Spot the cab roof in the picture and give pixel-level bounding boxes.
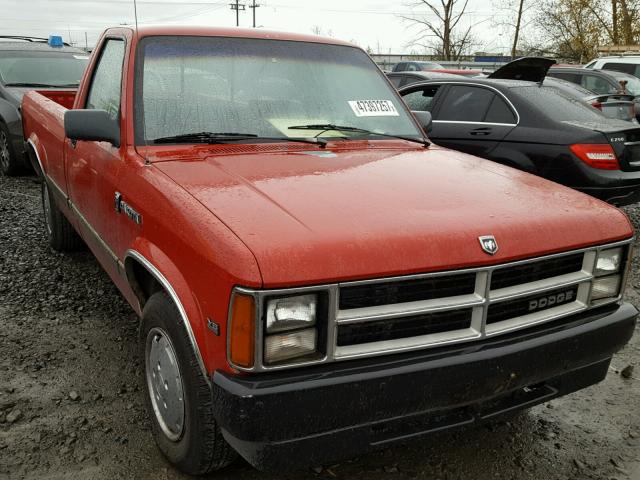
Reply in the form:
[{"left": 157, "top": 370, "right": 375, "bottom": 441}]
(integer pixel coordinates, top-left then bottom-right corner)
[{"left": 106, "top": 25, "right": 355, "bottom": 48}]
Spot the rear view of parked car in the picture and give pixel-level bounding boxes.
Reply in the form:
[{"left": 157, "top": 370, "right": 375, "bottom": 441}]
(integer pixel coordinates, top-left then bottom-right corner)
[
  {"left": 544, "top": 76, "right": 637, "bottom": 123},
  {"left": 548, "top": 66, "right": 640, "bottom": 120},
  {"left": 399, "top": 58, "right": 640, "bottom": 205},
  {"left": 0, "top": 35, "right": 89, "bottom": 175}
]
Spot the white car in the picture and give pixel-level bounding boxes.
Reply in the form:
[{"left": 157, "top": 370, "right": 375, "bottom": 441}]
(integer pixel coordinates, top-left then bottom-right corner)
[{"left": 585, "top": 56, "right": 640, "bottom": 78}]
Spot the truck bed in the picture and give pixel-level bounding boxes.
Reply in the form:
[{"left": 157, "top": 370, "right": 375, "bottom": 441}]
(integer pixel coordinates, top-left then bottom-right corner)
[{"left": 22, "top": 90, "right": 77, "bottom": 181}]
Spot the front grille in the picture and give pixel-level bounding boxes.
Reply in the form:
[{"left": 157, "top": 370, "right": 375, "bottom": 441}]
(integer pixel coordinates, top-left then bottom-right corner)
[
  {"left": 337, "top": 309, "right": 472, "bottom": 346},
  {"left": 490, "top": 253, "right": 584, "bottom": 290},
  {"left": 339, "top": 273, "right": 476, "bottom": 310},
  {"left": 331, "top": 244, "right": 622, "bottom": 361}
]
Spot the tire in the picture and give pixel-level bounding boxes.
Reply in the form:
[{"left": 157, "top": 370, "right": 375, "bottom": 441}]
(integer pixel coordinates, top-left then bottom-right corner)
[
  {"left": 140, "top": 291, "right": 236, "bottom": 475},
  {"left": 41, "top": 180, "right": 83, "bottom": 251},
  {"left": 0, "top": 122, "right": 22, "bottom": 176}
]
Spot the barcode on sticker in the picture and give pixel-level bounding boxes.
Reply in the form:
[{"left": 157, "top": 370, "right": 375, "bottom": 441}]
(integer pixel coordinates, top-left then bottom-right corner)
[{"left": 348, "top": 100, "right": 399, "bottom": 117}]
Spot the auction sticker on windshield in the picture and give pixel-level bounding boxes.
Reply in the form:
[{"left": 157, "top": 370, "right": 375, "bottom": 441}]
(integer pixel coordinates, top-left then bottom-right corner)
[{"left": 349, "top": 100, "right": 399, "bottom": 117}]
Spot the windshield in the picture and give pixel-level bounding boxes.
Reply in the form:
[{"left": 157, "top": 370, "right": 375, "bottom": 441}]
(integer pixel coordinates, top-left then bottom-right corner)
[
  {"left": 135, "top": 36, "right": 421, "bottom": 144},
  {"left": 605, "top": 70, "right": 640, "bottom": 95},
  {"left": 514, "top": 85, "right": 608, "bottom": 122},
  {"left": 0, "top": 51, "right": 88, "bottom": 86}
]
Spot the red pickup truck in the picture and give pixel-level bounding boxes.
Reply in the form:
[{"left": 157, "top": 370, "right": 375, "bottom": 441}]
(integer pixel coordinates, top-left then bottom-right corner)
[{"left": 22, "top": 26, "right": 637, "bottom": 474}]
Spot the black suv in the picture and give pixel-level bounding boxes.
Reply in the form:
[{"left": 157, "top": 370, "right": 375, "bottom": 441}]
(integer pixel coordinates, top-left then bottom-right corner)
[{"left": 0, "top": 36, "right": 89, "bottom": 175}]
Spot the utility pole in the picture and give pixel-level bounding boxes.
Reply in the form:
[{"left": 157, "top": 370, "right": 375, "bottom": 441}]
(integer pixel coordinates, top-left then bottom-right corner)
[
  {"left": 84, "top": 32, "right": 88, "bottom": 50},
  {"left": 229, "top": 1, "right": 245, "bottom": 27},
  {"left": 249, "top": 0, "right": 260, "bottom": 28}
]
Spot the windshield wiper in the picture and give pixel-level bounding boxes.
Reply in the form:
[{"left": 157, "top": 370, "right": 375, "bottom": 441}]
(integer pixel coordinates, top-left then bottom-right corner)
[
  {"left": 4, "top": 82, "right": 79, "bottom": 88},
  {"left": 288, "top": 124, "right": 430, "bottom": 147},
  {"left": 152, "top": 131, "right": 327, "bottom": 147}
]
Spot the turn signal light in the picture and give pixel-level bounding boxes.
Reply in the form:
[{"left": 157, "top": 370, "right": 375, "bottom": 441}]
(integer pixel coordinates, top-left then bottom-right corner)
[
  {"left": 570, "top": 144, "right": 619, "bottom": 170},
  {"left": 229, "top": 294, "right": 255, "bottom": 368}
]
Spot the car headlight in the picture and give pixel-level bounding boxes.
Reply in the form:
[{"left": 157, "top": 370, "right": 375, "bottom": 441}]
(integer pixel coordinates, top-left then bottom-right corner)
[
  {"left": 590, "top": 246, "right": 628, "bottom": 303},
  {"left": 591, "top": 275, "right": 622, "bottom": 300},
  {"left": 265, "top": 294, "right": 317, "bottom": 333},
  {"left": 595, "top": 247, "right": 622, "bottom": 276},
  {"left": 265, "top": 328, "right": 317, "bottom": 364},
  {"left": 264, "top": 293, "right": 320, "bottom": 365}
]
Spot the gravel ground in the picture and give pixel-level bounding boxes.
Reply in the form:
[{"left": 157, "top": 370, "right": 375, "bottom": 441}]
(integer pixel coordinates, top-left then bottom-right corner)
[{"left": 0, "top": 173, "right": 639, "bottom": 480}]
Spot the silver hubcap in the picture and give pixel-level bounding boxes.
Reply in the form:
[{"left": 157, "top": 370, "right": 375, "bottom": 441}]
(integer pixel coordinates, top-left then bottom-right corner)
[
  {"left": 145, "top": 328, "right": 185, "bottom": 441},
  {"left": 0, "top": 131, "right": 10, "bottom": 171},
  {"left": 42, "top": 183, "right": 53, "bottom": 236}
]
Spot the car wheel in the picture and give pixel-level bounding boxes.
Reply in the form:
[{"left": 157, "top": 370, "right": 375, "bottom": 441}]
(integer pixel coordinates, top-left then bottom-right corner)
[
  {"left": 141, "top": 291, "right": 236, "bottom": 475},
  {"left": 0, "top": 123, "right": 21, "bottom": 176},
  {"left": 41, "top": 181, "right": 83, "bottom": 251}
]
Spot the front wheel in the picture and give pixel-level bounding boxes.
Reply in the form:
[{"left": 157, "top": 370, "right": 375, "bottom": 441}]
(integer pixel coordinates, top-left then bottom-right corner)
[{"left": 140, "top": 291, "right": 236, "bottom": 475}]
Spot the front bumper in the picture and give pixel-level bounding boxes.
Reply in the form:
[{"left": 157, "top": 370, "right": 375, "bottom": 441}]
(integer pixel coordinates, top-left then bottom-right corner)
[{"left": 211, "top": 303, "right": 637, "bottom": 471}]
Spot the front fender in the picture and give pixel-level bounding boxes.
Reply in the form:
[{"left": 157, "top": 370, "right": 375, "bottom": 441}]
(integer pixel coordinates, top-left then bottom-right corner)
[{"left": 124, "top": 240, "right": 211, "bottom": 380}]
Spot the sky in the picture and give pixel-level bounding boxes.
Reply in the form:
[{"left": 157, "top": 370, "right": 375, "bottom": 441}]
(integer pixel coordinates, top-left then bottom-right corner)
[{"left": 0, "top": 0, "right": 515, "bottom": 54}]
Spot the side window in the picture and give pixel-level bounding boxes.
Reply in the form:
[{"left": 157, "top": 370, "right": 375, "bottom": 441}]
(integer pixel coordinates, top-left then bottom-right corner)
[
  {"left": 406, "top": 63, "right": 418, "bottom": 72},
  {"left": 485, "top": 95, "right": 517, "bottom": 124},
  {"left": 436, "top": 85, "right": 494, "bottom": 122},
  {"left": 393, "top": 63, "right": 405, "bottom": 72},
  {"left": 85, "top": 39, "right": 125, "bottom": 120},
  {"left": 603, "top": 62, "right": 636, "bottom": 75},
  {"left": 402, "top": 75, "right": 421, "bottom": 86},
  {"left": 582, "top": 74, "right": 614, "bottom": 94},
  {"left": 402, "top": 85, "right": 441, "bottom": 112},
  {"left": 549, "top": 72, "right": 581, "bottom": 84},
  {"left": 387, "top": 75, "right": 402, "bottom": 88},
  {"left": 584, "top": 61, "right": 596, "bottom": 69}
]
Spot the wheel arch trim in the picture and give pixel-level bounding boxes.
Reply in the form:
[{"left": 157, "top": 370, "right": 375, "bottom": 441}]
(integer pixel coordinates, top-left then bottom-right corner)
[
  {"left": 26, "top": 137, "right": 45, "bottom": 177},
  {"left": 124, "top": 249, "right": 210, "bottom": 382}
]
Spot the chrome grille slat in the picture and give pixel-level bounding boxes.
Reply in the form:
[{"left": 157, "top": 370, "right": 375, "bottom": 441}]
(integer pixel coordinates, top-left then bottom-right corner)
[{"left": 336, "top": 293, "right": 484, "bottom": 324}]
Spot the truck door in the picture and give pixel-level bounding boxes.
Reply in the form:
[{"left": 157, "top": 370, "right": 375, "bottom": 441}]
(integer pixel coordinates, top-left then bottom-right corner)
[{"left": 65, "top": 37, "right": 127, "bottom": 270}]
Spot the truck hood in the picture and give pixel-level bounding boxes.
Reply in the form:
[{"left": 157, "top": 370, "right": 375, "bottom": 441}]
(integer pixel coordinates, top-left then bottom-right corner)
[{"left": 153, "top": 144, "right": 632, "bottom": 287}]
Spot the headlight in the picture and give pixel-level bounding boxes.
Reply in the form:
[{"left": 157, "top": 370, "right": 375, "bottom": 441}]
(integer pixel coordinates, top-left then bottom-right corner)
[
  {"left": 263, "top": 293, "right": 321, "bottom": 365},
  {"left": 266, "top": 294, "right": 317, "bottom": 333},
  {"left": 591, "top": 275, "right": 622, "bottom": 300},
  {"left": 265, "top": 328, "right": 317, "bottom": 364},
  {"left": 595, "top": 247, "right": 622, "bottom": 276}
]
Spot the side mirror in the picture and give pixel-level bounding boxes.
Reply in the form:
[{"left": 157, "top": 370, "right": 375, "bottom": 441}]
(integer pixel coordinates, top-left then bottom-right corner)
[
  {"left": 412, "top": 110, "right": 432, "bottom": 133},
  {"left": 64, "top": 109, "right": 120, "bottom": 147}
]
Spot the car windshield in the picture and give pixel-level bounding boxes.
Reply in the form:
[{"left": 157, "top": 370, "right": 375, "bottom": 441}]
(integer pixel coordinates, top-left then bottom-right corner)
[
  {"left": 135, "top": 36, "right": 422, "bottom": 144},
  {"left": 0, "top": 51, "right": 89, "bottom": 86},
  {"left": 605, "top": 70, "right": 640, "bottom": 95},
  {"left": 514, "top": 85, "right": 608, "bottom": 122}
]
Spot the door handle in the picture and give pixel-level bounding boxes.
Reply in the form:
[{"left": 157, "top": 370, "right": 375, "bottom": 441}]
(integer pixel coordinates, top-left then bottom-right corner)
[{"left": 470, "top": 128, "right": 492, "bottom": 136}]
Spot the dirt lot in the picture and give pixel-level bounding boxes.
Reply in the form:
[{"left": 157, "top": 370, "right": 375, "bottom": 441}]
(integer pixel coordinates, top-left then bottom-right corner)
[{"left": 0, "top": 173, "right": 639, "bottom": 480}]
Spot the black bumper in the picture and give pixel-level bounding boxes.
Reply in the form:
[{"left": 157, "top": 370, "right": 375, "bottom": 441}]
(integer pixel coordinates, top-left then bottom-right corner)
[{"left": 211, "top": 303, "right": 637, "bottom": 471}]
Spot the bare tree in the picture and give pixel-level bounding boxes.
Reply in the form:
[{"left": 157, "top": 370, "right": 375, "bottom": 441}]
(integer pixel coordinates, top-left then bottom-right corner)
[
  {"left": 492, "top": 0, "right": 537, "bottom": 57},
  {"left": 401, "top": 0, "right": 475, "bottom": 60}
]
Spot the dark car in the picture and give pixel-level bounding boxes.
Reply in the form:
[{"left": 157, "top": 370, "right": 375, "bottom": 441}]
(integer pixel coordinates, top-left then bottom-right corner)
[
  {"left": 547, "top": 67, "right": 640, "bottom": 117},
  {"left": 386, "top": 71, "right": 463, "bottom": 88},
  {"left": 391, "top": 61, "right": 443, "bottom": 72},
  {"left": 0, "top": 36, "right": 89, "bottom": 175},
  {"left": 398, "top": 57, "right": 640, "bottom": 205},
  {"left": 544, "top": 76, "right": 637, "bottom": 123}
]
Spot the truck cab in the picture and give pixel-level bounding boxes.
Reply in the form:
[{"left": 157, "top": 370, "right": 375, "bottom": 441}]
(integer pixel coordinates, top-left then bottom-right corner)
[{"left": 21, "top": 26, "right": 637, "bottom": 474}]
